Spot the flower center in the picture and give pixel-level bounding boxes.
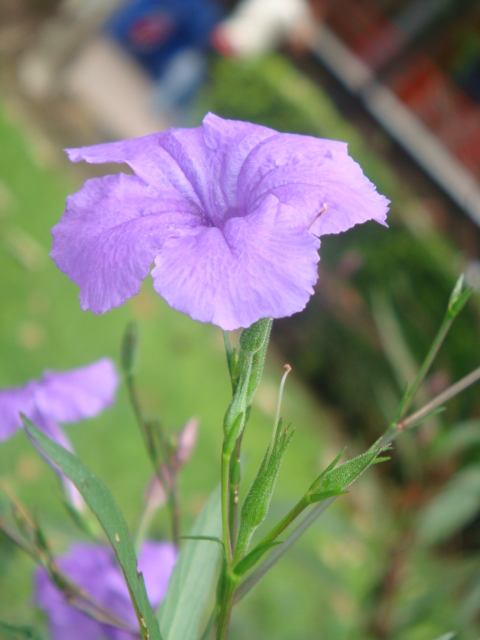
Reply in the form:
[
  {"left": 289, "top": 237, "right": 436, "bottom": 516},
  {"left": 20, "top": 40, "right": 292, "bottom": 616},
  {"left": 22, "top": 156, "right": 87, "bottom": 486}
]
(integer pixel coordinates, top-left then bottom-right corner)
[{"left": 215, "top": 206, "right": 241, "bottom": 231}]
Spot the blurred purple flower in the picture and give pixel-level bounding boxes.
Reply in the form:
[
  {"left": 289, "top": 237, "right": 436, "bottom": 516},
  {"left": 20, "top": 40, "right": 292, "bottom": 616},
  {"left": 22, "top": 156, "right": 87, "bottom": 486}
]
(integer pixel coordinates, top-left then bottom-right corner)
[
  {"left": 0, "top": 359, "right": 118, "bottom": 507},
  {"left": 35, "top": 541, "right": 176, "bottom": 640},
  {"left": 51, "top": 113, "right": 388, "bottom": 331}
]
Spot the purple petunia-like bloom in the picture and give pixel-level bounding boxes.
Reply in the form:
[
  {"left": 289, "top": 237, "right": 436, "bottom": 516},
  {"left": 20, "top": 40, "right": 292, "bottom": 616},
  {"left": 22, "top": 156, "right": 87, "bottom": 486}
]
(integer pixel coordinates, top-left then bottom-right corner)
[
  {"left": 51, "top": 113, "right": 389, "bottom": 331},
  {"left": 35, "top": 541, "right": 176, "bottom": 640},
  {"left": 0, "top": 359, "right": 118, "bottom": 507}
]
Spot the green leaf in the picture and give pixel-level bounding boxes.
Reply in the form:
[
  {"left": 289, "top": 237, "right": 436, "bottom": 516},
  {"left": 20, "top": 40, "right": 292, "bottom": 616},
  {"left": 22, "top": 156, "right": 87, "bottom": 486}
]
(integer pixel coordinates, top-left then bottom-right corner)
[
  {"left": 245, "top": 318, "right": 272, "bottom": 408},
  {"left": 0, "top": 621, "right": 43, "bottom": 640},
  {"left": 233, "top": 541, "right": 281, "bottom": 577},
  {"left": 235, "top": 424, "right": 294, "bottom": 560},
  {"left": 309, "top": 445, "right": 389, "bottom": 499},
  {"left": 308, "top": 489, "right": 348, "bottom": 504},
  {"left": 448, "top": 286, "right": 472, "bottom": 316},
  {"left": 448, "top": 274, "right": 472, "bottom": 317},
  {"left": 22, "top": 416, "right": 161, "bottom": 640},
  {"left": 432, "top": 633, "right": 456, "bottom": 640},
  {"left": 309, "top": 447, "right": 346, "bottom": 487},
  {"left": 158, "top": 487, "right": 222, "bottom": 640},
  {"left": 239, "top": 318, "right": 272, "bottom": 355},
  {"left": 223, "top": 356, "right": 252, "bottom": 445}
]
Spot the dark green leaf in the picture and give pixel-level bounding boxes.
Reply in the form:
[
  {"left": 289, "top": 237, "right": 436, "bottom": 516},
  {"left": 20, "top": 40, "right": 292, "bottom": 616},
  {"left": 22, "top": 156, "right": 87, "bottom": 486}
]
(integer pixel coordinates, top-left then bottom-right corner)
[
  {"left": 23, "top": 416, "right": 161, "bottom": 640},
  {"left": 158, "top": 487, "right": 222, "bottom": 640}
]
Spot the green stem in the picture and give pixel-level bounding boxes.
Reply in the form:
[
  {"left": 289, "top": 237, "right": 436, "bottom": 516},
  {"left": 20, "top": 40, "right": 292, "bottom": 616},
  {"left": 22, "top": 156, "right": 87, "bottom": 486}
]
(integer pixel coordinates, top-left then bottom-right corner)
[
  {"left": 216, "top": 571, "right": 238, "bottom": 640},
  {"left": 221, "top": 449, "right": 233, "bottom": 565},
  {"left": 228, "top": 436, "right": 242, "bottom": 549},
  {"left": 398, "top": 365, "right": 480, "bottom": 434},
  {"left": 257, "top": 496, "right": 310, "bottom": 548},
  {"left": 400, "top": 313, "right": 452, "bottom": 418},
  {"left": 380, "top": 301, "right": 461, "bottom": 447}
]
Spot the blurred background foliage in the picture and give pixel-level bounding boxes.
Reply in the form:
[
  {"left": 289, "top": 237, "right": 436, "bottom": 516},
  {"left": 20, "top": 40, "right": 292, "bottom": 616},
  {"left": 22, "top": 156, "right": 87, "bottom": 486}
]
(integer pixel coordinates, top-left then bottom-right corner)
[{"left": 1, "top": 23, "right": 480, "bottom": 640}]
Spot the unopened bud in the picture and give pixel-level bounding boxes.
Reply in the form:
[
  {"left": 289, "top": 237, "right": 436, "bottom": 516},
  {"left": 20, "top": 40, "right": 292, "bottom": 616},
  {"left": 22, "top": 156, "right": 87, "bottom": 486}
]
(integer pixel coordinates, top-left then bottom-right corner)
[
  {"left": 176, "top": 418, "right": 199, "bottom": 466},
  {"left": 144, "top": 475, "right": 167, "bottom": 512}
]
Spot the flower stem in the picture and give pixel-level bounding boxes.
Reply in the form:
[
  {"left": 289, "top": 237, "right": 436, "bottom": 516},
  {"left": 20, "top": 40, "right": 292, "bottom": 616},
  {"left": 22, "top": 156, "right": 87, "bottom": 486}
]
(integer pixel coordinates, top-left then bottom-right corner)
[
  {"left": 228, "top": 435, "right": 242, "bottom": 548},
  {"left": 221, "top": 448, "right": 233, "bottom": 565},
  {"left": 397, "top": 366, "right": 480, "bottom": 434},
  {"left": 216, "top": 571, "right": 239, "bottom": 640},
  {"left": 258, "top": 495, "right": 310, "bottom": 547},
  {"left": 380, "top": 292, "right": 464, "bottom": 446}
]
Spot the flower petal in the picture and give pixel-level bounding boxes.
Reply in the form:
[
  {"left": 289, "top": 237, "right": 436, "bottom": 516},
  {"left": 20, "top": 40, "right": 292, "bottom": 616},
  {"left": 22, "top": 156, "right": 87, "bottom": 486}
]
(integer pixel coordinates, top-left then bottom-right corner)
[
  {"left": 35, "top": 566, "right": 103, "bottom": 640},
  {"left": 56, "top": 114, "right": 389, "bottom": 327},
  {"left": 0, "top": 383, "right": 36, "bottom": 440},
  {"left": 35, "top": 542, "right": 175, "bottom": 640},
  {"left": 66, "top": 132, "right": 204, "bottom": 210},
  {"left": 138, "top": 541, "right": 177, "bottom": 607},
  {"left": 152, "top": 195, "right": 320, "bottom": 331},
  {"left": 51, "top": 173, "right": 203, "bottom": 314},
  {"left": 35, "top": 359, "right": 119, "bottom": 424},
  {"left": 200, "top": 113, "right": 276, "bottom": 219},
  {"left": 35, "top": 544, "right": 134, "bottom": 640},
  {"left": 238, "top": 133, "right": 389, "bottom": 236}
]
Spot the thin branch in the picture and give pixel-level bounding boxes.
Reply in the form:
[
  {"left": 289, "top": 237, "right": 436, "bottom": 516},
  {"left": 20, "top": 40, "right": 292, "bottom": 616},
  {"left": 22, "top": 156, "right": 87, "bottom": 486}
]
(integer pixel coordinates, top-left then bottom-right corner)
[{"left": 398, "top": 366, "right": 480, "bottom": 433}]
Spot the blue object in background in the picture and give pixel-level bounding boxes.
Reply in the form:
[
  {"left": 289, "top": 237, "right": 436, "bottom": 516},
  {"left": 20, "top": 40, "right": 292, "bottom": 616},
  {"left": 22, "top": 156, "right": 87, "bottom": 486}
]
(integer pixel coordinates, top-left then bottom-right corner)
[{"left": 105, "top": 0, "right": 223, "bottom": 79}]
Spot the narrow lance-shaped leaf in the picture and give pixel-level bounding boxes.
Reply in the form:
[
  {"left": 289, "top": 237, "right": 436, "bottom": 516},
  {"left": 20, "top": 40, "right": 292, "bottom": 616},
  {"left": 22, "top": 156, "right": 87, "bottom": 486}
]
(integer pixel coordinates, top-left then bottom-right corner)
[
  {"left": 158, "top": 487, "right": 222, "bottom": 640},
  {"left": 223, "top": 356, "right": 252, "bottom": 453},
  {"left": 246, "top": 318, "right": 273, "bottom": 410},
  {"left": 22, "top": 416, "right": 161, "bottom": 640},
  {"left": 235, "top": 423, "right": 294, "bottom": 562},
  {"left": 308, "top": 442, "right": 390, "bottom": 502}
]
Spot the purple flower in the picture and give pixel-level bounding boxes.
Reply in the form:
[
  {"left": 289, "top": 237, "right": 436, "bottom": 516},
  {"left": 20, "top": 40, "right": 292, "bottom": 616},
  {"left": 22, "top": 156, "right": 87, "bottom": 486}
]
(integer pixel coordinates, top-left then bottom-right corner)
[
  {"left": 0, "top": 359, "right": 118, "bottom": 507},
  {"left": 51, "top": 113, "right": 388, "bottom": 331},
  {"left": 35, "top": 541, "right": 177, "bottom": 640}
]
